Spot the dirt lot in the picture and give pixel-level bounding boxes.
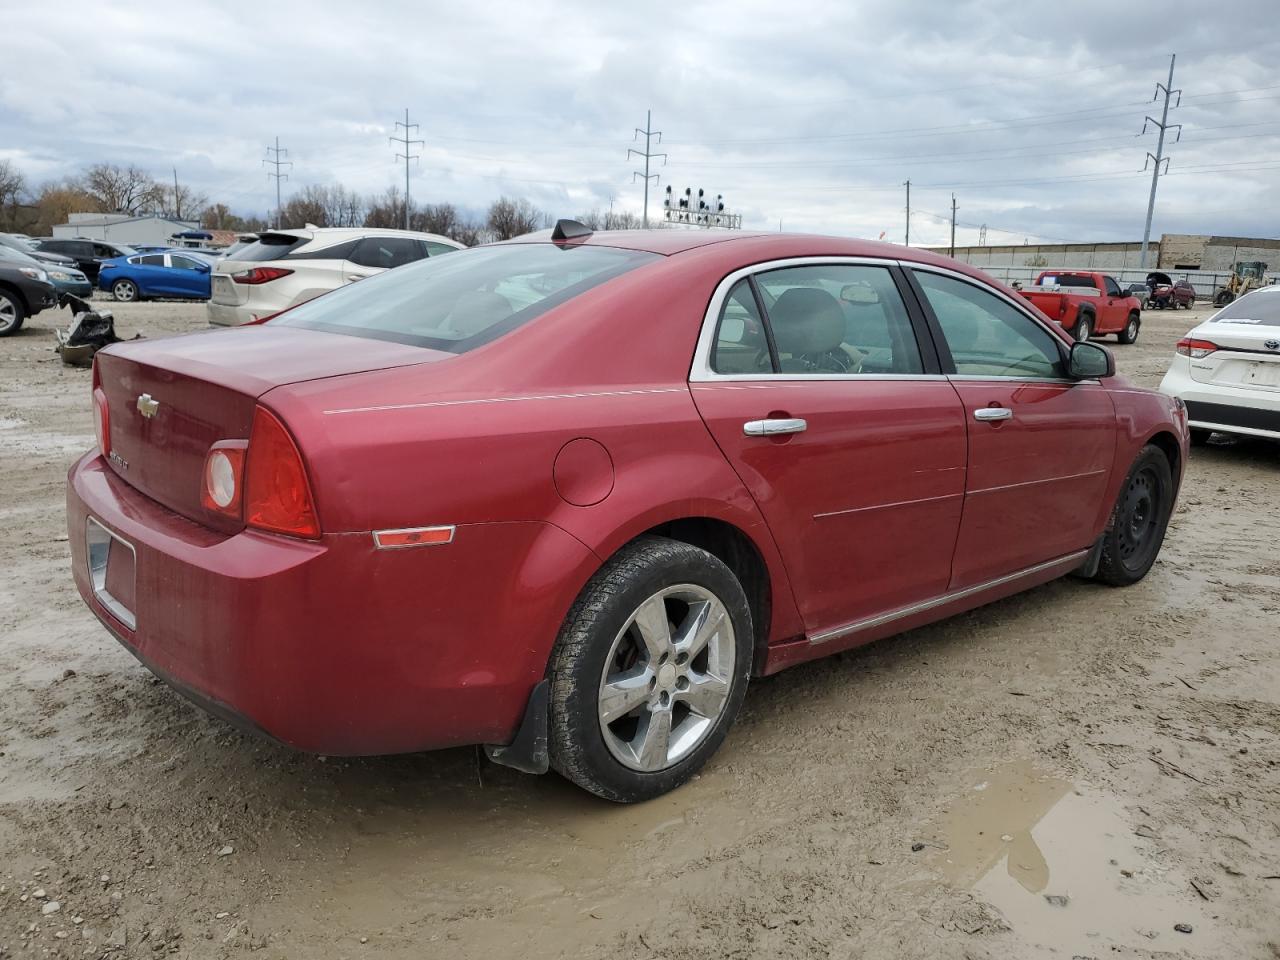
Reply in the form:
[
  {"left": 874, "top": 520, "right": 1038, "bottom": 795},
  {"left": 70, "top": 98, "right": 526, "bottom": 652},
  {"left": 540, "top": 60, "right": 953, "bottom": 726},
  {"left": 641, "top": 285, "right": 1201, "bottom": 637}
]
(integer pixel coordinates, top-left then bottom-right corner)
[{"left": 1, "top": 296, "right": 1277, "bottom": 959}]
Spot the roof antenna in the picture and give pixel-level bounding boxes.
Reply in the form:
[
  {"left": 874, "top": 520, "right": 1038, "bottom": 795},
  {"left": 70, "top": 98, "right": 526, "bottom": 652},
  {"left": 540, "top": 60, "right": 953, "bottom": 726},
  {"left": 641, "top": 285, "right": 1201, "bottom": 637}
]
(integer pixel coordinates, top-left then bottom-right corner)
[{"left": 551, "top": 219, "right": 592, "bottom": 242}]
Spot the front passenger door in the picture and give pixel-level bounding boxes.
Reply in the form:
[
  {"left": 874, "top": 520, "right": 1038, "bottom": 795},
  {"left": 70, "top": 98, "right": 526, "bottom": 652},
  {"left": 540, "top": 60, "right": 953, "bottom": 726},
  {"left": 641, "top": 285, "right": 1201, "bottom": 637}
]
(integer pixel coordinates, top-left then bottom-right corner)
[{"left": 910, "top": 268, "right": 1117, "bottom": 589}]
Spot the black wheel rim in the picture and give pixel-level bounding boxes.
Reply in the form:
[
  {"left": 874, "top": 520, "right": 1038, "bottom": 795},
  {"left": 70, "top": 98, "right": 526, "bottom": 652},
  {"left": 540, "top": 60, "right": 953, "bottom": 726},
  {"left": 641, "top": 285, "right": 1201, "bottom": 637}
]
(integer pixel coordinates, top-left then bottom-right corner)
[{"left": 1117, "top": 466, "right": 1163, "bottom": 570}]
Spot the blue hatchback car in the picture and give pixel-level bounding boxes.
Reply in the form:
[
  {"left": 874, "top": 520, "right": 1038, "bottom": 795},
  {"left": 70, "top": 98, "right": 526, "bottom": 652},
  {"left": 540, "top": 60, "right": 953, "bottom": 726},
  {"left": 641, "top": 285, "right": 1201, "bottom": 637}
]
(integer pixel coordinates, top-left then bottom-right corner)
[{"left": 98, "top": 251, "right": 214, "bottom": 302}]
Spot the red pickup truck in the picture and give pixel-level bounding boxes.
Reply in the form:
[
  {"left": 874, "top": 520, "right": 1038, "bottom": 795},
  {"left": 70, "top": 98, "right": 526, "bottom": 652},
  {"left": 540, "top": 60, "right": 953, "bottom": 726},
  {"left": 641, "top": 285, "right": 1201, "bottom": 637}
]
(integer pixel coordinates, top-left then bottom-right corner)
[{"left": 1018, "top": 271, "right": 1143, "bottom": 344}]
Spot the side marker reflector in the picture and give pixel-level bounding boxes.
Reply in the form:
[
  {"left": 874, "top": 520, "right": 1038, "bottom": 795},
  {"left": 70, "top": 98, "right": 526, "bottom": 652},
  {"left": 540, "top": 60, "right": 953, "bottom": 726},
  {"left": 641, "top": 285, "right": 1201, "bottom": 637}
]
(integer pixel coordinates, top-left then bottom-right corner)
[{"left": 372, "top": 526, "right": 456, "bottom": 549}]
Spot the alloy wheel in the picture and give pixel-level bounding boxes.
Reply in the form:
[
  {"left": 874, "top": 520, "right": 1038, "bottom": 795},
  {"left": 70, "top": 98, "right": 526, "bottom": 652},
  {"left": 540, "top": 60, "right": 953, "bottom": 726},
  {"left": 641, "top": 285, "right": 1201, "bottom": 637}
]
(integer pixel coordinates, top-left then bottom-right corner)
[
  {"left": 113, "top": 281, "right": 136, "bottom": 302},
  {"left": 597, "top": 584, "right": 735, "bottom": 772},
  {"left": 0, "top": 295, "right": 16, "bottom": 333}
]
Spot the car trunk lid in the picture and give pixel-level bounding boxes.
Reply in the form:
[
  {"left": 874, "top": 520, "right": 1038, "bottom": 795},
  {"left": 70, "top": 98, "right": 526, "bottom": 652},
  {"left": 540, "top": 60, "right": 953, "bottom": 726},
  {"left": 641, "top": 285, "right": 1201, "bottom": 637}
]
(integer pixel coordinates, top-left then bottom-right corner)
[
  {"left": 1189, "top": 321, "right": 1280, "bottom": 392},
  {"left": 96, "top": 326, "right": 449, "bottom": 530}
]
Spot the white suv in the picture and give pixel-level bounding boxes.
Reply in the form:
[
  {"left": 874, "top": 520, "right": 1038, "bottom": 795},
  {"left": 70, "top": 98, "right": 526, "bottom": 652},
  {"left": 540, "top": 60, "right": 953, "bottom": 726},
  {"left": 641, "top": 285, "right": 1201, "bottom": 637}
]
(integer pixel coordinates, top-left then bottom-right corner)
[{"left": 207, "top": 227, "right": 464, "bottom": 326}]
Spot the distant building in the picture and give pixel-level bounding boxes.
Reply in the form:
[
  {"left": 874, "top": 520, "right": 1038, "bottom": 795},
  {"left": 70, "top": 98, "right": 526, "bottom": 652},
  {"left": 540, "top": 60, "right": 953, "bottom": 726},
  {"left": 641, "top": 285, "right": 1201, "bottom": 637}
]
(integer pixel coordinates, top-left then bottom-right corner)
[
  {"left": 52, "top": 213, "right": 201, "bottom": 247},
  {"left": 928, "top": 233, "right": 1280, "bottom": 273}
]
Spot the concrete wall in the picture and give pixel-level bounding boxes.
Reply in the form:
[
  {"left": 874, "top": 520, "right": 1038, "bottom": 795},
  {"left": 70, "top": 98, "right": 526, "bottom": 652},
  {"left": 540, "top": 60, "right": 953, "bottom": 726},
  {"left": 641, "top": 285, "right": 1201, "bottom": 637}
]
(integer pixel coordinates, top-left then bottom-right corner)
[
  {"left": 53, "top": 215, "right": 199, "bottom": 246},
  {"left": 937, "top": 242, "right": 1152, "bottom": 270}
]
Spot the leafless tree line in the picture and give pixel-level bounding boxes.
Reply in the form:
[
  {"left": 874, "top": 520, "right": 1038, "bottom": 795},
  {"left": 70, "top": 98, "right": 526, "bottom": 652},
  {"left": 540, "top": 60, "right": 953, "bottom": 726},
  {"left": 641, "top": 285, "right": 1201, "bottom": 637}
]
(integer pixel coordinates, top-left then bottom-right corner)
[{"left": 0, "top": 158, "right": 653, "bottom": 245}]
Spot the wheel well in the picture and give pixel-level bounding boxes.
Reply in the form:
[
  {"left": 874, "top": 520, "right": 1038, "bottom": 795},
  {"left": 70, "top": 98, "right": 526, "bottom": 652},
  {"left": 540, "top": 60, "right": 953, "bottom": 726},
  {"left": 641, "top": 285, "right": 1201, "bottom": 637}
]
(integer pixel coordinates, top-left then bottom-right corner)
[
  {"left": 637, "top": 517, "right": 772, "bottom": 670},
  {"left": 1147, "top": 430, "right": 1181, "bottom": 482},
  {"left": 0, "top": 281, "right": 29, "bottom": 312}
]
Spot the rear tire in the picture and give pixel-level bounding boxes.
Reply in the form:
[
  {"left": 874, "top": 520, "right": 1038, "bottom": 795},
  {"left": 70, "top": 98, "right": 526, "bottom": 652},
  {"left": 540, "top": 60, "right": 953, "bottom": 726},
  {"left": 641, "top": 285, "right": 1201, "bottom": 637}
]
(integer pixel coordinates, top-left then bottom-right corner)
[
  {"left": 112, "top": 279, "right": 139, "bottom": 302},
  {"left": 1096, "top": 445, "right": 1174, "bottom": 587},
  {"left": 1074, "top": 313, "right": 1093, "bottom": 342},
  {"left": 1117, "top": 312, "right": 1141, "bottom": 344},
  {"left": 1215, "top": 291, "right": 1234, "bottom": 306},
  {"left": 548, "top": 536, "right": 753, "bottom": 802},
  {"left": 1189, "top": 428, "right": 1212, "bottom": 446},
  {"left": 0, "top": 289, "right": 25, "bottom": 337}
]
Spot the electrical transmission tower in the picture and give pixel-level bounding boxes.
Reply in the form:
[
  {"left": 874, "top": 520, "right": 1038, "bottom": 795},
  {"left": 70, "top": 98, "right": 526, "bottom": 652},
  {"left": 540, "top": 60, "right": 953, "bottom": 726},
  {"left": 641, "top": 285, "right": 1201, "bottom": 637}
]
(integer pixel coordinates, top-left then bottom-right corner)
[
  {"left": 1139, "top": 54, "right": 1181, "bottom": 268},
  {"left": 628, "top": 110, "right": 666, "bottom": 228},
  {"left": 263, "top": 137, "right": 291, "bottom": 229},
  {"left": 390, "top": 108, "right": 424, "bottom": 231}
]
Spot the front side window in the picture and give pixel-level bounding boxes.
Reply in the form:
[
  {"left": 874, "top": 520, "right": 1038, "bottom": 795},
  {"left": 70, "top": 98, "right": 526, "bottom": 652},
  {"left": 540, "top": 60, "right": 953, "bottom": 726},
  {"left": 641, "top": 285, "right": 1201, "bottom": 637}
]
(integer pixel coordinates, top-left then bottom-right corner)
[
  {"left": 710, "top": 279, "right": 772, "bottom": 375},
  {"left": 754, "top": 264, "right": 924, "bottom": 375},
  {"left": 272, "top": 243, "right": 658, "bottom": 352},
  {"left": 914, "top": 270, "right": 1065, "bottom": 379}
]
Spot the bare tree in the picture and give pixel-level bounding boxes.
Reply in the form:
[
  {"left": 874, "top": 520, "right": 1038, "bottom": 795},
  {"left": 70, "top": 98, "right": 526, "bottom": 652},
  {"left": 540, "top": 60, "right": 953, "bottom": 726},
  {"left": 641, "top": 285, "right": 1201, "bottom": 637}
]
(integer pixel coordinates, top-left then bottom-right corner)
[
  {"left": 364, "top": 185, "right": 406, "bottom": 229},
  {"left": 153, "top": 182, "right": 207, "bottom": 221},
  {"left": 279, "top": 185, "right": 330, "bottom": 228},
  {"left": 486, "top": 196, "right": 543, "bottom": 241},
  {"left": 80, "top": 163, "right": 162, "bottom": 213},
  {"left": 28, "top": 181, "right": 103, "bottom": 236},
  {"left": 575, "top": 208, "right": 645, "bottom": 231},
  {"left": 0, "top": 160, "right": 28, "bottom": 231}
]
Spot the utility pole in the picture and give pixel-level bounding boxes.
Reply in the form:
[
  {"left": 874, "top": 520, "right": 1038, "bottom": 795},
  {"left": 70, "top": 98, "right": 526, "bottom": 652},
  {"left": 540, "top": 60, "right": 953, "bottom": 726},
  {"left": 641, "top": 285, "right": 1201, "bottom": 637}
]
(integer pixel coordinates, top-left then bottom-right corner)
[
  {"left": 173, "top": 167, "right": 181, "bottom": 220},
  {"left": 390, "top": 108, "right": 423, "bottom": 230},
  {"left": 263, "top": 137, "right": 291, "bottom": 230},
  {"left": 1139, "top": 54, "right": 1181, "bottom": 269},
  {"left": 949, "top": 193, "right": 957, "bottom": 258},
  {"left": 903, "top": 179, "right": 911, "bottom": 246},
  {"left": 628, "top": 110, "right": 666, "bottom": 228}
]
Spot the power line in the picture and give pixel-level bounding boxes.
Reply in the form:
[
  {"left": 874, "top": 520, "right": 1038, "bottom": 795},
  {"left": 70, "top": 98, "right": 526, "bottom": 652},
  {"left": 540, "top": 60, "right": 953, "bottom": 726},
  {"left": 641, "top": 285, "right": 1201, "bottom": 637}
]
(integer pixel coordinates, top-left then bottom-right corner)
[
  {"left": 263, "top": 136, "right": 291, "bottom": 229},
  {"left": 390, "top": 108, "right": 424, "bottom": 230},
  {"left": 628, "top": 109, "right": 666, "bottom": 229},
  {"left": 1140, "top": 54, "right": 1181, "bottom": 268}
]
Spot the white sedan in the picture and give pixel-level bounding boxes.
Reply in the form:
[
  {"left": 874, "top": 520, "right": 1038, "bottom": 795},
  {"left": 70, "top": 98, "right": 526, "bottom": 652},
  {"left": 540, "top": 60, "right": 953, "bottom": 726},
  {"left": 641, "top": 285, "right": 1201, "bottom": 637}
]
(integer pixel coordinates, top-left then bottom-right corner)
[{"left": 1159, "top": 285, "right": 1280, "bottom": 444}]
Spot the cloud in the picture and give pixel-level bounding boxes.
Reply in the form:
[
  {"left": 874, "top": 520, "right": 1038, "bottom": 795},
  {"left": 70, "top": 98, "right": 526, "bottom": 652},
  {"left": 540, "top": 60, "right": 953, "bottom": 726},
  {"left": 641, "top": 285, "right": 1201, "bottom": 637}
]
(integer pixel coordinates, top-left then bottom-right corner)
[{"left": 1, "top": 0, "right": 1277, "bottom": 242}]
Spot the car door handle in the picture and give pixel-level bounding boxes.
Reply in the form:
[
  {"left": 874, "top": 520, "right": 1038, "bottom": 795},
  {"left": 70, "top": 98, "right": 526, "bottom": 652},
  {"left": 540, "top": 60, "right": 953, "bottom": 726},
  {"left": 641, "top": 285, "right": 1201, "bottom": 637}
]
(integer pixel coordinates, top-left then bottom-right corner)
[
  {"left": 743, "top": 418, "right": 808, "bottom": 437},
  {"left": 973, "top": 407, "right": 1013, "bottom": 422}
]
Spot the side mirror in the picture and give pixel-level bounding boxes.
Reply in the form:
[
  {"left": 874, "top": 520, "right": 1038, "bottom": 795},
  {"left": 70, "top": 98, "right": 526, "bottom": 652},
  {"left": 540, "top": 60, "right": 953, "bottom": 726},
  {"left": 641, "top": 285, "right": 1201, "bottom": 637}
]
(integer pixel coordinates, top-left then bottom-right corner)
[{"left": 1068, "top": 340, "right": 1114, "bottom": 379}]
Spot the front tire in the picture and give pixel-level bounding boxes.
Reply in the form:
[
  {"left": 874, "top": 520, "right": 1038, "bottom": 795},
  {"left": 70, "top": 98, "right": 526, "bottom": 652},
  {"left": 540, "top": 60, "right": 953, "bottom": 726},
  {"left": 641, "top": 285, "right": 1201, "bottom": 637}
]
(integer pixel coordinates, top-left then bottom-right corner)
[
  {"left": 112, "top": 279, "right": 139, "bottom": 302},
  {"left": 548, "top": 536, "right": 753, "bottom": 802},
  {"left": 1074, "top": 313, "right": 1093, "bottom": 342},
  {"left": 0, "top": 289, "right": 26, "bottom": 337},
  {"left": 1117, "top": 312, "right": 1141, "bottom": 344},
  {"left": 1096, "top": 445, "right": 1174, "bottom": 586}
]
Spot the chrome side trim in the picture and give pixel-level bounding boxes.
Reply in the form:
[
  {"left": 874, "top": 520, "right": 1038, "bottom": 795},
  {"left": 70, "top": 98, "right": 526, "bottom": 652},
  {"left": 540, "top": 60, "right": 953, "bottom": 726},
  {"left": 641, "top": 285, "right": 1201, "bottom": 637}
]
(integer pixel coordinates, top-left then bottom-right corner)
[
  {"left": 807, "top": 549, "right": 1089, "bottom": 646},
  {"left": 968, "top": 468, "right": 1106, "bottom": 497},
  {"left": 689, "top": 255, "right": 908, "bottom": 384},
  {"left": 86, "top": 517, "right": 137, "bottom": 631},
  {"left": 813, "top": 490, "right": 962, "bottom": 520}
]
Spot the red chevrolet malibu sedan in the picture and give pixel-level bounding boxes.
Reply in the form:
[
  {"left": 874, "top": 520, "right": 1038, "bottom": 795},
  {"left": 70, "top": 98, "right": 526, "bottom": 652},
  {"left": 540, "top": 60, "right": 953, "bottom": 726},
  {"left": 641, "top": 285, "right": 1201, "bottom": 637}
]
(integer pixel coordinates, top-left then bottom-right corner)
[{"left": 68, "top": 224, "right": 1188, "bottom": 801}]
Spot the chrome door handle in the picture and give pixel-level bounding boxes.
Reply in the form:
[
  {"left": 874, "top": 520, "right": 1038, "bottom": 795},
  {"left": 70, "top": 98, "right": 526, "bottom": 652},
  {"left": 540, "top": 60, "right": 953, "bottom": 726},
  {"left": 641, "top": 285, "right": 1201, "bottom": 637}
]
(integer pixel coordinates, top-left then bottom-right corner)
[
  {"left": 973, "top": 407, "right": 1013, "bottom": 422},
  {"left": 743, "top": 418, "right": 807, "bottom": 437}
]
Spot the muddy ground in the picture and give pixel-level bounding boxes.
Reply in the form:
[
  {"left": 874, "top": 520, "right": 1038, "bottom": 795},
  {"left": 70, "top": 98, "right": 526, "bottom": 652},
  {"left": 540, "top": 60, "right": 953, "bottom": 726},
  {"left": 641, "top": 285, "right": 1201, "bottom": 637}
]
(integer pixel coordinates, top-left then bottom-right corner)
[{"left": 1, "top": 296, "right": 1277, "bottom": 959}]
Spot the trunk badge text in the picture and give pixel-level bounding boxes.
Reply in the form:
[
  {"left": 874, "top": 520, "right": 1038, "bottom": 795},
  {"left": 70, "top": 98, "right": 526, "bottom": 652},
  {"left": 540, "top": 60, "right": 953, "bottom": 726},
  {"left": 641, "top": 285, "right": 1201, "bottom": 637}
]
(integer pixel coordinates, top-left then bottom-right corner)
[
  {"left": 136, "top": 393, "right": 160, "bottom": 419},
  {"left": 108, "top": 451, "right": 129, "bottom": 471}
]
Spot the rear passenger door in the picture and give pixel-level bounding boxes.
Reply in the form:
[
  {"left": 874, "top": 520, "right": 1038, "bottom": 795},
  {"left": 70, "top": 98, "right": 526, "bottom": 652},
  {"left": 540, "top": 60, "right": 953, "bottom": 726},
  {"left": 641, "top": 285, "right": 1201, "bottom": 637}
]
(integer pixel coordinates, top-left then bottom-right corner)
[
  {"left": 907, "top": 266, "right": 1116, "bottom": 589},
  {"left": 691, "top": 259, "right": 968, "bottom": 638}
]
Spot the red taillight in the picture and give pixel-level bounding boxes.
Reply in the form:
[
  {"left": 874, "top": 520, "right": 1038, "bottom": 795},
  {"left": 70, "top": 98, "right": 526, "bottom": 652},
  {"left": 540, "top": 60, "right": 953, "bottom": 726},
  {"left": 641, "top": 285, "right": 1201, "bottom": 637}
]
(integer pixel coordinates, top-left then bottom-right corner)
[
  {"left": 1176, "top": 337, "right": 1218, "bottom": 359},
  {"left": 201, "top": 442, "right": 247, "bottom": 518},
  {"left": 231, "top": 267, "right": 293, "bottom": 285},
  {"left": 244, "top": 406, "right": 319, "bottom": 539},
  {"left": 92, "top": 378, "right": 110, "bottom": 457}
]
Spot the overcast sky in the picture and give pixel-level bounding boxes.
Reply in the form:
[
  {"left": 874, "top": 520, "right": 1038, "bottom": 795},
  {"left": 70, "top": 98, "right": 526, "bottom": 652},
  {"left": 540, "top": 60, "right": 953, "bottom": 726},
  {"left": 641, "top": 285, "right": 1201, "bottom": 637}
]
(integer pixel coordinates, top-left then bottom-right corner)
[{"left": 2, "top": 0, "right": 1278, "bottom": 245}]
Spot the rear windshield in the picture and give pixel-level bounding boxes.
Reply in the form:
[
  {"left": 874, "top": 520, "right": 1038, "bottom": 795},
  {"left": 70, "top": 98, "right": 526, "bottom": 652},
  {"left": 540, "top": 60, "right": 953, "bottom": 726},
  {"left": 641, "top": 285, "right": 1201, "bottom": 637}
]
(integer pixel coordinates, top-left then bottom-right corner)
[
  {"left": 1037, "top": 274, "right": 1096, "bottom": 288},
  {"left": 231, "top": 234, "right": 308, "bottom": 261},
  {"left": 271, "top": 243, "right": 659, "bottom": 352},
  {"left": 1213, "top": 290, "right": 1280, "bottom": 326}
]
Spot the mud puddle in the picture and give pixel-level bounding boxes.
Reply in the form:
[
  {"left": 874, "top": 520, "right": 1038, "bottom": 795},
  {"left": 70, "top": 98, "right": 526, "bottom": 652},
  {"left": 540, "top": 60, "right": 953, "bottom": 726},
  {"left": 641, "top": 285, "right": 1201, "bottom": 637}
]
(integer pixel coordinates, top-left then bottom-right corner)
[{"left": 933, "top": 761, "right": 1219, "bottom": 956}]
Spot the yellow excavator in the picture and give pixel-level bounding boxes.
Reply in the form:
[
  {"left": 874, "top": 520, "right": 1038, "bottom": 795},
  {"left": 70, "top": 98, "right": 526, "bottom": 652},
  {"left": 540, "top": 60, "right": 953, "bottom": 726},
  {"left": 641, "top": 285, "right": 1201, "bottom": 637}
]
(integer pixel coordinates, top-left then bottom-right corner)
[{"left": 1214, "top": 261, "right": 1269, "bottom": 305}]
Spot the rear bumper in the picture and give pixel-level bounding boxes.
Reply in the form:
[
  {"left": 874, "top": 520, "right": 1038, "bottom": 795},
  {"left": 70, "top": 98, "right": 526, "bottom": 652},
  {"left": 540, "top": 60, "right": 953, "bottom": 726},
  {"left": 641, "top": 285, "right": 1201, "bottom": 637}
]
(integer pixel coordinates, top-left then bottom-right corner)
[
  {"left": 67, "top": 452, "right": 598, "bottom": 755},
  {"left": 1160, "top": 363, "right": 1280, "bottom": 439},
  {"left": 206, "top": 301, "right": 258, "bottom": 326}
]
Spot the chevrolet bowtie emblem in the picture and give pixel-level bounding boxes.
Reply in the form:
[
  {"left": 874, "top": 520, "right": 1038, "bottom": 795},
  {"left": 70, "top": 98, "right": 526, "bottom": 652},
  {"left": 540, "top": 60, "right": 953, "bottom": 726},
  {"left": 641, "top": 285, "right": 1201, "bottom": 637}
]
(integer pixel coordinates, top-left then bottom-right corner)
[{"left": 136, "top": 393, "right": 160, "bottom": 418}]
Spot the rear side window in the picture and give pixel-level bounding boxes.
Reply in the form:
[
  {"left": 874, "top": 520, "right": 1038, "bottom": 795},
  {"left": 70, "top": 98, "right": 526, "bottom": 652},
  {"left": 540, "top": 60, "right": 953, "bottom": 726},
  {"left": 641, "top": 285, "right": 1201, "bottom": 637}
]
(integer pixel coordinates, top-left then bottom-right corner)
[
  {"left": 272, "top": 244, "right": 658, "bottom": 352},
  {"left": 349, "top": 236, "right": 424, "bottom": 269},
  {"left": 425, "top": 241, "right": 460, "bottom": 257},
  {"left": 137, "top": 254, "right": 164, "bottom": 266},
  {"left": 232, "top": 234, "right": 308, "bottom": 261},
  {"left": 711, "top": 280, "right": 772, "bottom": 375},
  {"left": 1214, "top": 290, "right": 1280, "bottom": 326}
]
